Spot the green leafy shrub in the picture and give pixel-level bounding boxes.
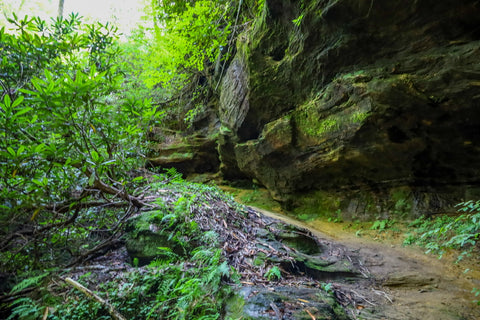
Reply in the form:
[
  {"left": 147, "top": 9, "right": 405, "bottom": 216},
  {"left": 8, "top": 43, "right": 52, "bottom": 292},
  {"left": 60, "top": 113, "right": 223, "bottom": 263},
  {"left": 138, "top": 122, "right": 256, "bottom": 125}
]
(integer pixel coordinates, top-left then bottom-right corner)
[
  {"left": 407, "top": 200, "right": 480, "bottom": 260},
  {"left": 0, "top": 13, "right": 161, "bottom": 273}
]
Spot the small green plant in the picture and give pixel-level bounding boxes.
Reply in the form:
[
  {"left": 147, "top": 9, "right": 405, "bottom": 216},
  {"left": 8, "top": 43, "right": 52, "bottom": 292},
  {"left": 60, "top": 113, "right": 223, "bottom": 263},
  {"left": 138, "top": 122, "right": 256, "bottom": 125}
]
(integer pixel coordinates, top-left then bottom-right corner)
[
  {"left": 292, "top": 13, "right": 304, "bottom": 27},
  {"left": 403, "top": 233, "right": 416, "bottom": 246},
  {"left": 321, "top": 282, "right": 334, "bottom": 295},
  {"left": 240, "top": 186, "right": 260, "bottom": 204},
  {"left": 328, "top": 209, "right": 343, "bottom": 223},
  {"left": 133, "top": 257, "right": 139, "bottom": 267},
  {"left": 264, "top": 266, "right": 282, "bottom": 281},
  {"left": 472, "top": 288, "right": 480, "bottom": 305},
  {"left": 370, "top": 219, "right": 392, "bottom": 231}
]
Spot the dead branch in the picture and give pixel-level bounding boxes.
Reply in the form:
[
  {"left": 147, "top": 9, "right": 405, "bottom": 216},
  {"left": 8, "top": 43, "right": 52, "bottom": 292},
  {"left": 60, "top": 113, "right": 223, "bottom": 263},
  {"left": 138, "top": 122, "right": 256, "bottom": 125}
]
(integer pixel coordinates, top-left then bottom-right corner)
[
  {"left": 0, "top": 206, "right": 81, "bottom": 250},
  {"left": 64, "top": 277, "right": 127, "bottom": 320},
  {"left": 66, "top": 236, "right": 122, "bottom": 268}
]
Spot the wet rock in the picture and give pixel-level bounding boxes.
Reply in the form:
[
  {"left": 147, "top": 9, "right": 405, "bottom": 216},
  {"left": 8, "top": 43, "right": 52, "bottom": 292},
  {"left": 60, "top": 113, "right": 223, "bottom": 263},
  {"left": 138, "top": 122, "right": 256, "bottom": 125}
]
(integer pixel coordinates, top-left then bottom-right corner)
[
  {"left": 284, "top": 251, "right": 359, "bottom": 282},
  {"left": 226, "top": 286, "right": 349, "bottom": 320},
  {"left": 255, "top": 217, "right": 360, "bottom": 281}
]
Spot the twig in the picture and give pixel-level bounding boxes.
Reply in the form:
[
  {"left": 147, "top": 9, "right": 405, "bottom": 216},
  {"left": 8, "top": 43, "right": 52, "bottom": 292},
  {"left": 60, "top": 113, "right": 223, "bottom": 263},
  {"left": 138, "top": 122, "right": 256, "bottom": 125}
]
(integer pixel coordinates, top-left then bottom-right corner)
[
  {"left": 270, "top": 302, "right": 282, "bottom": 319},
  {"left": 64, "top": 277, "right": 126, "bottom": 320},
  {"left": 372, "top": 288, "right": 393, "bottom": 303},
  {"left": 42, "top": 307, "right": 49, "bottom": 320},
  {"left": 349, "top": 289, "right": 376, "bottom": 306},
  {"left": 305, "top": 309, "right": 316, "bottom": 320}
]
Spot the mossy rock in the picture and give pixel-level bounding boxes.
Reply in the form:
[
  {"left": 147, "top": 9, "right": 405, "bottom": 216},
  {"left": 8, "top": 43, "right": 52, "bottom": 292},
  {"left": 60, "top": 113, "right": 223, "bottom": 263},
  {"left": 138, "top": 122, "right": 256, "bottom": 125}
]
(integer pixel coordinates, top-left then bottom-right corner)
[
  {"left": 227, "top": 286, "right": 349, "bottom": 320},
  {"left": 217, "top": 0, "right": 480, "bottom": 221},
  {"left": 124, "top": 211, "right": 187, "bottom": 266}
]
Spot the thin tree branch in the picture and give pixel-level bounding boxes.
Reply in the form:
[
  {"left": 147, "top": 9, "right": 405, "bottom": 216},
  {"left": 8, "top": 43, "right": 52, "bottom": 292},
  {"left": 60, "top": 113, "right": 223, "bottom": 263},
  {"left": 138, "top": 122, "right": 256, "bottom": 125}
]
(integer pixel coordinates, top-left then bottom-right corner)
[{"left": 64, "top": 277, "right": 127, "bottom": 320}]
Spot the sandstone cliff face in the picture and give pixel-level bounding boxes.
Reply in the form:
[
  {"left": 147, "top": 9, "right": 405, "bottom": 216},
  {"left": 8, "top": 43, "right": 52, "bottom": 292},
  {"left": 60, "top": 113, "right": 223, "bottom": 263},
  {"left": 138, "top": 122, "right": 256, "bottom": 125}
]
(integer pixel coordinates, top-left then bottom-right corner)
[{"left": 218, "top": 0, "right": 480, "bottom": 219}]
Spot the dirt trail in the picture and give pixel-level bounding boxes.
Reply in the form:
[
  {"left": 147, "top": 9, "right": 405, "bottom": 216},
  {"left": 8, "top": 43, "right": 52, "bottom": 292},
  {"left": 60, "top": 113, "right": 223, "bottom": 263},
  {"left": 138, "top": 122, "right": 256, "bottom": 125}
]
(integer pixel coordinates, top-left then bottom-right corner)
[{"left": 251, "top": 206, "right": 480, "bottom": 320}]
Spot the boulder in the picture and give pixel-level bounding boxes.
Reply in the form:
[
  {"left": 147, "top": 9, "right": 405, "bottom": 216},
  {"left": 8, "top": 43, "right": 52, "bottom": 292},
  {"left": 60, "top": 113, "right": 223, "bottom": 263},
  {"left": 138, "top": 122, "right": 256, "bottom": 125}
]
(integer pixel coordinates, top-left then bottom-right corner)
[{"left": 124, "top": 210, "right": 189, "bottom": 266}]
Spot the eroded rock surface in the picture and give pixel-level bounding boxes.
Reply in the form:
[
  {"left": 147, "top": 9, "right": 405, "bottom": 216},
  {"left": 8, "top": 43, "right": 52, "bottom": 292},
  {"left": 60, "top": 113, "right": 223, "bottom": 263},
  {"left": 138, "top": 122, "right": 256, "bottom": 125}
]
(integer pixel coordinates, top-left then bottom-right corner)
[
  {"left": 147, "top": 132, "right": 219, "bottom": 175},
  {"left": 217, "top": 0, "right": 480, "bottom": 219}
]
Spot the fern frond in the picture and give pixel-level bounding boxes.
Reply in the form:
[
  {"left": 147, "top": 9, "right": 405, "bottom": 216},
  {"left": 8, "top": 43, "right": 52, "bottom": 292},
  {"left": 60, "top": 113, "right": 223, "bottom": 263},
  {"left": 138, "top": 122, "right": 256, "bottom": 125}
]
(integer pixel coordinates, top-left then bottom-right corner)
[
  {"left": 10, "top": 272, "right": 49, "bottom": 294},
  {"left": 7, "top": 297, "right": 44, "bottom": 320}
]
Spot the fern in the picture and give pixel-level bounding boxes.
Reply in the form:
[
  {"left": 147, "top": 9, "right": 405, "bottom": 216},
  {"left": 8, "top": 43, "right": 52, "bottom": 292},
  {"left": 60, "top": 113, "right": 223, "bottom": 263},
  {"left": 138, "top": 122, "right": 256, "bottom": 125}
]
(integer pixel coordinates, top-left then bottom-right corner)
[
  {"left": 7, "top": 297, "right": 44, "bottom": 320},
  {"left": 10, "top": 272, "right": 49, "bottom": 294},
  {"left": 265, "top": 266, "right": 282, "bottom": 281}
]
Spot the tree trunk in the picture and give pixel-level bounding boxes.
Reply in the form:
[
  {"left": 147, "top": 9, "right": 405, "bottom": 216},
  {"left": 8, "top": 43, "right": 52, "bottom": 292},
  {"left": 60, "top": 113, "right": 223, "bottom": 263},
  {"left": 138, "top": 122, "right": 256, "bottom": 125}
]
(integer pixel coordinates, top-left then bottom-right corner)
[{"left": 58, "top": 0, "right": 64, "bottom": 18}]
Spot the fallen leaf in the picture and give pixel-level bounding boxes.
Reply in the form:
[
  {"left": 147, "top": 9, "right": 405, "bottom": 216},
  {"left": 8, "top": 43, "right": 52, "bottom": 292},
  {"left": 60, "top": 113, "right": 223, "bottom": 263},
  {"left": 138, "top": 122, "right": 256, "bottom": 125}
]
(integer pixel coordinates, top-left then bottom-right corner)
[{"left": 31, "top": 208, "right": 41, "bottom": 221}]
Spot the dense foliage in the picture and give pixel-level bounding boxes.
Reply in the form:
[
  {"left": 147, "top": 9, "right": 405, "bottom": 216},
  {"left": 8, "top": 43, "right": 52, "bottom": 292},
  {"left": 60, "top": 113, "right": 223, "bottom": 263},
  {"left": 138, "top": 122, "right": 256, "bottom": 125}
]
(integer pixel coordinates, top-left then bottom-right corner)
[
  {"left": 132, "top": 0, "right": 264, "bottom": 129},
  {"left": 0, "top": 2, "right": 260, "bottom": 318},
  {"left": 2, "top": 0, "right": 479, "bottom": 318},
  {"left": 0, "top": 13, "right": 160, "bottom": 275},
  {"left": 6, "top": 176, "right": 240, "bottom": 320}
]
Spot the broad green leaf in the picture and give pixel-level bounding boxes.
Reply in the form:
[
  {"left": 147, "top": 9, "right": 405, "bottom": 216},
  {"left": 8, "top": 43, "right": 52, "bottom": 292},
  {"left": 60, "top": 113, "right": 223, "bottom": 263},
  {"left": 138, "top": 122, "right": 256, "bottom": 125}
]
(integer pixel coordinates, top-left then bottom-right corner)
[
  {"left": 101, "top": 159, "right": 116, "bottom": 166},
  {"left": 34, "top": 144, "right": 46, "bottom": 153},
  {"left": 11, "top": 96, "right": 24, "bottom": 108},
  {"left": 91, "top": 150, "right": 99, "bottom": 163},
  {"left": 12, "top": 107, "right": 32, "bottom": 120},
  {"left": 17, "top": 145, "right": 25, "bottom": 156},
  {"left": 3, "top": 94, "right": 11, "bottom": 107},
  {"left": 32, "top": 179, "right": 46, "bottom": 187},
  {"left": 7, "top": 147, "right": 15, "bottom": 157},
  {"left": 18, "top": 89, "right": 37, "bottom": 96},
  {"left": 88, "top": 172, "right": 96, "bottom": 186}
]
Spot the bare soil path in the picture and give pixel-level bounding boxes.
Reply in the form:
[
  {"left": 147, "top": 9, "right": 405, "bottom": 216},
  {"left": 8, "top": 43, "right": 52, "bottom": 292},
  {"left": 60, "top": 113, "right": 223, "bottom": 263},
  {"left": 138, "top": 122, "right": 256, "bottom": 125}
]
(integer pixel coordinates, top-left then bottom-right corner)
[{"left": 252, "top": 206, "right": 480, "bottom": 320}]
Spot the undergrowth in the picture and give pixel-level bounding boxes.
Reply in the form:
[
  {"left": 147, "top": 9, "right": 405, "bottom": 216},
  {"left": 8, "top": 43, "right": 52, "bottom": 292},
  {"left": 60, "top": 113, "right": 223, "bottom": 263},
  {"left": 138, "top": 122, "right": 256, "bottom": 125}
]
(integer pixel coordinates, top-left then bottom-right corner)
[
  {"left": 52, "top": 249, "right": 232, "bottom": 320},
  {"left": 6, "top": 171, "right": 242, "bottom": 319},
  {"left": 10, "top": 253, "right": 234, "bottom": 320},
  {"left": 404, "top": 200, "right": 480, "bottom": 305},
  {"left": 405, "top": 200, "right": 480, "bottom": 262}
]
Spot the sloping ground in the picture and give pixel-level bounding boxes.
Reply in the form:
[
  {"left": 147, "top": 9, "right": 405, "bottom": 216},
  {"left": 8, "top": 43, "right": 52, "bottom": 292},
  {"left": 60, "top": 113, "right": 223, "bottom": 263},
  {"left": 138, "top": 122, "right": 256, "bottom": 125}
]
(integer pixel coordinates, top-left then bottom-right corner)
[
  {"left": 6, "top": 178, "right": 477, "bottom": 319},
  {"left": 8, "top": 179, "right": 374, "bottom": 319},
  {"left": 255, "top": 207, "right": 480, "bottom": 320},
  {"left": 120, "top": 181, "right": 371, "bottom": 319}
]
